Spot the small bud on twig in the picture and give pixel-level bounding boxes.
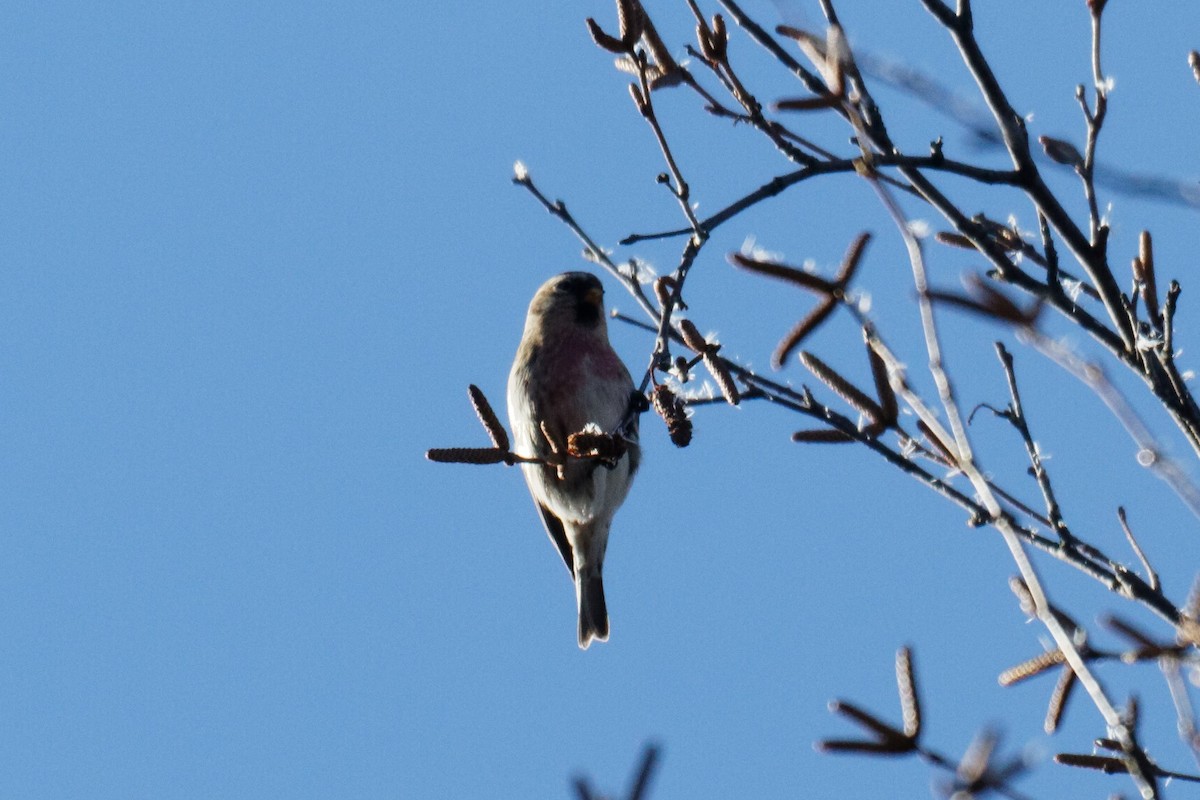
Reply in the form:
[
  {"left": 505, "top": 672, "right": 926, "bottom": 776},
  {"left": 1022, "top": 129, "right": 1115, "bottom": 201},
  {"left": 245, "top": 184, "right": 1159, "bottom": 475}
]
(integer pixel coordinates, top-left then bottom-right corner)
[
  {"left": 1038, "top": 135, "right": 1084, "bottom": 168},
  {"left": 653, "top": 275, "right": 677, "bottom": 310},
  {"left": 710, "top": 14, "right": 727, "bottom": 58},
  {"left": 695, "top": 13, "right": 728, "bottom": 62},
  {"left": 1135, "top": 230, "right": 1161, "bottom": 321}
]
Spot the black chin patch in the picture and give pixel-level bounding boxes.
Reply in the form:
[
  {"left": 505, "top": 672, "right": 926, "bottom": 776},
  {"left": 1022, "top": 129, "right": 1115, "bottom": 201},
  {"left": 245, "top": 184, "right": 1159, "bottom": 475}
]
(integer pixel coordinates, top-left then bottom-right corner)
[{"left": 575, "top": 301, "right": 601, "bottom": 326}]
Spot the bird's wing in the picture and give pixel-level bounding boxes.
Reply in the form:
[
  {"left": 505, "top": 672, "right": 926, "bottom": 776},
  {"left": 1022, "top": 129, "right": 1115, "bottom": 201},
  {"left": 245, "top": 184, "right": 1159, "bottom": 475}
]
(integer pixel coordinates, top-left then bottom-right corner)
[{"left": 535, "top": 501, "right": 575, "bottom": 578}]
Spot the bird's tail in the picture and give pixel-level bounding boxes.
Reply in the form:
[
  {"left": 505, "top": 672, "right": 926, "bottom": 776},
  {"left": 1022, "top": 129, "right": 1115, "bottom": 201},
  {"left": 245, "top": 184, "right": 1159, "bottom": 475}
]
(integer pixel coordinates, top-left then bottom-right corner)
[{"left": 576, "top": 565, "right": 609, "bottom": 650}]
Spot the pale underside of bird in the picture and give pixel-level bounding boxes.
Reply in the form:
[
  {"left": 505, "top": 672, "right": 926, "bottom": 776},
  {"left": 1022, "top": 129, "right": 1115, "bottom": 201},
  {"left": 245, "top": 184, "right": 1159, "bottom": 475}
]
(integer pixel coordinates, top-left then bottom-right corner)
[{"left": 507, "top": 272, "right": 641, "bottom": 649}]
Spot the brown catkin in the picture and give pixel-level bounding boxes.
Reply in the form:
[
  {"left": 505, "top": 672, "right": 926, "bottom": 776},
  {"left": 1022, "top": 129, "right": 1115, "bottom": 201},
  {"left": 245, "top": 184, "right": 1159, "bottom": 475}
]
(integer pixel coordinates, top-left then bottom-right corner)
[
  {"left": 426, "top": 448, "right": 507, "bottom": 465},
  {"left": 468, "top": 384, "right": 509, "bottom": 451}
]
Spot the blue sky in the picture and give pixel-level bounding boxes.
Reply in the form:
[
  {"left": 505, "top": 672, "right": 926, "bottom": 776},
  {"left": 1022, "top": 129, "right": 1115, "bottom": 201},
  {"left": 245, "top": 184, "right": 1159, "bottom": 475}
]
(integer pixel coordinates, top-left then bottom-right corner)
[{"left": 3, "top": 1, "right": 1199, "bottom": 797}]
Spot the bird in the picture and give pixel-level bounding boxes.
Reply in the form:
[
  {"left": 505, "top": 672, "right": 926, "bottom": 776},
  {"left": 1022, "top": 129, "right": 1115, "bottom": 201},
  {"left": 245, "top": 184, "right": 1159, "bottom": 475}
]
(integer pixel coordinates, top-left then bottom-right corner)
[{"left": 507, "top": 272, "right": 641, "bottom": 649}]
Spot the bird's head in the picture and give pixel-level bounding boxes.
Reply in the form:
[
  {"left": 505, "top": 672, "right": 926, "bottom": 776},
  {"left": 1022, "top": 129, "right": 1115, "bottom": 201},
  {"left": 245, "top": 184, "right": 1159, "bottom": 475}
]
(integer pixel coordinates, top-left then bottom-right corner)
[{"left": 525, "top": 271, "right": 609, "bottom": 335}]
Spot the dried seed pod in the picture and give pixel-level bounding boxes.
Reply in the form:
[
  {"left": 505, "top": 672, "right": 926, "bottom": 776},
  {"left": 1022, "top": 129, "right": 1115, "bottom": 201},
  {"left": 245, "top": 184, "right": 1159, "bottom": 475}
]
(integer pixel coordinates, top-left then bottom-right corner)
[
  {"left": 1038, "top": 135, "right": 1083, "bottom": 167},
  {"left": 567, "top": 429, "right": 627, "bottom": 460},
  {"left": 468, "top": 384, "right": 510, "bottom": 451},
  {"left": 652, "top": 385, "right": 692, "bottom": 447},
  {"left": 426, "top": 447, "right": 508, "bottom": 465}
]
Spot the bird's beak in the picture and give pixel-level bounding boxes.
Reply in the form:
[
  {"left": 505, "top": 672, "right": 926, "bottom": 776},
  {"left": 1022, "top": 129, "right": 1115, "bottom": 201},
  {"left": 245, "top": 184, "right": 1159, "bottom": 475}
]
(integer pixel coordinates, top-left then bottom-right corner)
[{"left": 584, "top": 287, "right": 604, "bottom": 308}]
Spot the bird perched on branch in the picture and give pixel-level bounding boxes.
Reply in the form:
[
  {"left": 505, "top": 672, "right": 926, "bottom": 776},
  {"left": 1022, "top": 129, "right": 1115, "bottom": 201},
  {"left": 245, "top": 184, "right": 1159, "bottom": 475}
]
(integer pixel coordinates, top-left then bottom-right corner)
[{"left": 508, "top": 272, "right": 641, "bottom": 649}]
